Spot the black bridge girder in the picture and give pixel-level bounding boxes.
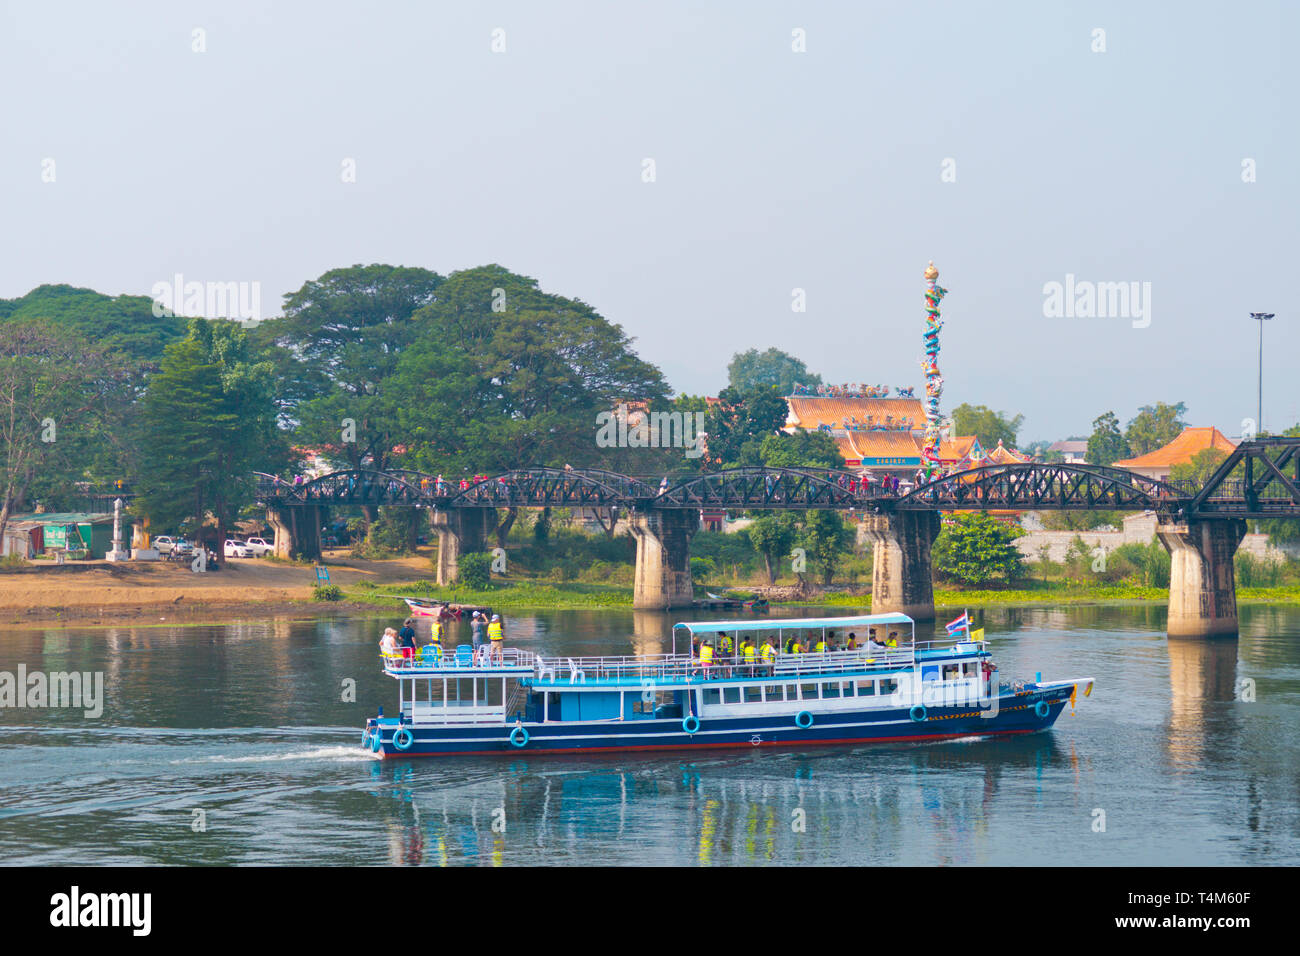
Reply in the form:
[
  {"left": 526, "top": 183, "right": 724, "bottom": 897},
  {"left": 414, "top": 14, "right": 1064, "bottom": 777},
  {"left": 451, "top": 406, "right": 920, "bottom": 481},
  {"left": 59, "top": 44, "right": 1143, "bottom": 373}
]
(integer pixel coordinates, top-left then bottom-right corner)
[{"left": 249, "top": 441, "right": 1300, "bottom": 519}]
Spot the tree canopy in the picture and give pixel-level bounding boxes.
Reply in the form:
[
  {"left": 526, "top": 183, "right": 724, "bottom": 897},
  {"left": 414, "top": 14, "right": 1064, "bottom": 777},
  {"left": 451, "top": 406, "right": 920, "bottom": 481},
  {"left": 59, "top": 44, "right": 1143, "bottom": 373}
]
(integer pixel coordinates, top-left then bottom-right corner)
[
  {"left": 1125, "top": 402, "right": 1187, "bottom": 456},
  {"left": 727, "top": 348, "right": 821, "bottom": 396},
  {"left": 1086, "top": 411, "right": 1130, "bottom": 466},
  {"left": 951, "top": 403, "right": 1024, "bottom": 449}
]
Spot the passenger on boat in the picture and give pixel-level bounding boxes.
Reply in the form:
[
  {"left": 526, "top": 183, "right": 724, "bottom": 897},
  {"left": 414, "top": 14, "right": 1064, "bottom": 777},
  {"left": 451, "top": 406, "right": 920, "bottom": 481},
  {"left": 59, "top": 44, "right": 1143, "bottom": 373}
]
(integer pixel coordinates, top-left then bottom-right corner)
[
  {"left": 866, "top": 634, "right": 887, "bottom": 653},
  {"left": 379, "top": 628, "right": 400, "bottom": 662},
  {"left": 697, "top": 640, "right": 715, "bottom": 677},
  {"left": 488, "top": 614, "right": 504, "bottom": 664},
  {"left": 397, "top": 619, "right": 417, "bottom": 660},
  {"left": 760, "top": 638, "right": 778, "bottom": 675},
  {"left": 813, "top": 636, "right": 829, "bottom": 653},
  {"left": 886, "top": 631, "right": 900, "bottom": 648},
  {"left": 470, "top": 611, "right": 487, "bottom": 653},
  {"left": 741, "top": 638, "right": 757, "bottom": 676},
  {"left": 846, "top": 633, "right": 858, "bottom": 650},
  {"left": 427, "top": 617, "right": 443, "bottom": 653}
]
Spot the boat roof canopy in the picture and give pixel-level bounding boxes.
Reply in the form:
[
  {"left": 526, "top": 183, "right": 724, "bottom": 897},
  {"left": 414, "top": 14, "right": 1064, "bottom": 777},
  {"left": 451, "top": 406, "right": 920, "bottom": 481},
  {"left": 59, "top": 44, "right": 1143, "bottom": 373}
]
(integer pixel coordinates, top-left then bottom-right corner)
[{"left": 673, "top": 614, "right": 914, "bottom": 636}]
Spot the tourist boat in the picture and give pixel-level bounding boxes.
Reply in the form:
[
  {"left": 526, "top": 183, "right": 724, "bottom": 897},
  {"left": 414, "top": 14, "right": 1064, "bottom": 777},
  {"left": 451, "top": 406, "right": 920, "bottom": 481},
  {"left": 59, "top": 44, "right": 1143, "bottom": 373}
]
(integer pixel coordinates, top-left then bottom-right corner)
[{"left": 360, "top": 613, "right": 1094, "bottom": 758}]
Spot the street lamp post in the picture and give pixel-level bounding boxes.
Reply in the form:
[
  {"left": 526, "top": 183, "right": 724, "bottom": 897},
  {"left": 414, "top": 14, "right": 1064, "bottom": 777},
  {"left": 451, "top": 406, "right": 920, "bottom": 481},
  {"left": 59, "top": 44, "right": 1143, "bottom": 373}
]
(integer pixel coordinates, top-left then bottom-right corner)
[{"left": 1250, "top": 312, "right": 1275, "bottom": 435}]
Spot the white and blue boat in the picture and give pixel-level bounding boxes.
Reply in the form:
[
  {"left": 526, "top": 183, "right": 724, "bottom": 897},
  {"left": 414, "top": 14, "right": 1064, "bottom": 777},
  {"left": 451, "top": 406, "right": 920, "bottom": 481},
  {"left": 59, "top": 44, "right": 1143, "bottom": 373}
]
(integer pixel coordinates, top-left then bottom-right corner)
[{"left": 361, "top": 613, "right": 1094, "bottom": 758}]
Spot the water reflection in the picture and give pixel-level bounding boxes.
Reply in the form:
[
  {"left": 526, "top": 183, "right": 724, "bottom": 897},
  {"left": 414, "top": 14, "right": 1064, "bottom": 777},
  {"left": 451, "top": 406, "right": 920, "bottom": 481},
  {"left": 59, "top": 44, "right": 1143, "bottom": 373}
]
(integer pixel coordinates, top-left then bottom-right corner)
[{"left": 363, "top": 734, "right": 1068, "bottom": 866}]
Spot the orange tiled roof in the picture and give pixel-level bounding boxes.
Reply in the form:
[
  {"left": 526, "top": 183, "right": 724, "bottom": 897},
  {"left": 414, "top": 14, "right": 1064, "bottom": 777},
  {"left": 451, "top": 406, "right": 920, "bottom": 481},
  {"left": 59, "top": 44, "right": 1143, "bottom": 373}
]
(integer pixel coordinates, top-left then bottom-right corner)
[
  {"left": 1114, "top": 427, "right": 1237, "bottom": 469},
  {"left": 983, "top": 440, "right": 1033, "bottom": 465},
  {"left": 786, "top": 396, "right": 925, "bottom": 431},
  {"left": 925, "top": 434, "right": 979, "bottom": 461},
  {"left": 836, "top": 431, "right": 923, "bottom": 461}
]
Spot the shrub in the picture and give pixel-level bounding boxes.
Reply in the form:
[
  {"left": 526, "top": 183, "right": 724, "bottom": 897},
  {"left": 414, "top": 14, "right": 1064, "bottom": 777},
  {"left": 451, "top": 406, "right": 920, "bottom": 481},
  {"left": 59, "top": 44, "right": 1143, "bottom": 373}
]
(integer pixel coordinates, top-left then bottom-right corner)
[
  {"left": 457, "top": 551, "right": 494, "bottom": 590},
  {"left": 312, "top": 584, "right": 344, "bottom": 602},
  {"left": 1236, "top": 551, "right": 1283, "bottom": 588},
  {"left": 690, "top": 556, "right": 717, "bottom": 584}
]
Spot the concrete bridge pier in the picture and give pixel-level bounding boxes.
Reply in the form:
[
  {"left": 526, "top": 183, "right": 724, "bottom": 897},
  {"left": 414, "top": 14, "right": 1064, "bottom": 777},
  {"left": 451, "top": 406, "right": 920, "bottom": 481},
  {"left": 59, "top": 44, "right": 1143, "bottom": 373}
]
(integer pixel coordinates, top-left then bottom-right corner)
[
  {"left": 431, "top": 508, "right": 495, "bottom": 585},
  {"left": 1156, "top": 518, "right": 1246, "bottom": 638},
  {"left": 862, "top": 512, "right": 940, "bottom": 621},
  {"left": 266, "top": 504, "right": 323, "bottom": 561},
  {"left": 630, "top": 510, "right": 699, "bottom": 610}
]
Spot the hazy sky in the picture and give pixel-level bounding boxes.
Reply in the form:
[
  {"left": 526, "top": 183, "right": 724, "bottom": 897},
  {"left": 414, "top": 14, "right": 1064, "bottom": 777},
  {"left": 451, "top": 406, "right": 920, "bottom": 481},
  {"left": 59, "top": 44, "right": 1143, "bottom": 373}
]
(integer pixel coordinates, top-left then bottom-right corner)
[{"left": 3, "top": 1, "right": 1295, "bottom": 443}]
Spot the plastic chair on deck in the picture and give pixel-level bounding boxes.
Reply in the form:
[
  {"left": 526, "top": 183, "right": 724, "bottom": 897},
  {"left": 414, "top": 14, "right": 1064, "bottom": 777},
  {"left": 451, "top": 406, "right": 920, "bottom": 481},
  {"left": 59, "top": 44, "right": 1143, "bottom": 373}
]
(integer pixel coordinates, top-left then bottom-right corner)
[
  {"left": 455, "top": 644, "right": 474, "bottom": 667},
  {"left": 418, "top": 644, "right": 442, "bottom": 666},
  {"left": 475, "top": 645, "right": 492, "bottom": 668},
  {"left": 567, "top": 658, "right": 586, "bottom": 684},
  {"left": 535, "top": 655, "right": 556, "bottom": 683}
]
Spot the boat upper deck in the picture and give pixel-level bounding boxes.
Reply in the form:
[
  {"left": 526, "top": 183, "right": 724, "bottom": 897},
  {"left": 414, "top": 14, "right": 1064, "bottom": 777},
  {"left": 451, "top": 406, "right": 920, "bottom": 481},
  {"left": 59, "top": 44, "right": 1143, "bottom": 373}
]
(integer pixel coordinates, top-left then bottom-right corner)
[{"left": 382, "top": 639, "right": 988, "bottom": 688}]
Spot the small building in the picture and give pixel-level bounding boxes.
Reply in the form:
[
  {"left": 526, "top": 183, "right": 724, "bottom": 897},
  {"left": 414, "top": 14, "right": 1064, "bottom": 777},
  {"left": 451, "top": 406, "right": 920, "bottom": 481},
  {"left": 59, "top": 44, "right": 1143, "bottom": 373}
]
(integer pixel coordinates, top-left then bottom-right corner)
[
  {"left": 1048, "top": 440, "right": 1089, "bottom": 463},
  {"left": 1113, "top": 427, "right": 1238, "bottom": 482},
  {"left": 1, "top": 520, "right": 44, "bottom": 559},
  {"left": 6, "top": 513, "right": 115, "bottom": 559}
]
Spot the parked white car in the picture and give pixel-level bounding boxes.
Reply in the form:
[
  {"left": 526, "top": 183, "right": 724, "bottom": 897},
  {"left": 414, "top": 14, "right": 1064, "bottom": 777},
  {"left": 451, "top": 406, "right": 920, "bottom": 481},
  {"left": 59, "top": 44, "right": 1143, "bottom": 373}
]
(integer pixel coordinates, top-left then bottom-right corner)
[
  {"left": 154, "top": 536, "right": 194, "bottom": 556},
  {"left": 224, "top": 539, "right": 254, "bottom": 559},
  {"left": 245, "top": 537, "right": 274, "bottom": 557}
]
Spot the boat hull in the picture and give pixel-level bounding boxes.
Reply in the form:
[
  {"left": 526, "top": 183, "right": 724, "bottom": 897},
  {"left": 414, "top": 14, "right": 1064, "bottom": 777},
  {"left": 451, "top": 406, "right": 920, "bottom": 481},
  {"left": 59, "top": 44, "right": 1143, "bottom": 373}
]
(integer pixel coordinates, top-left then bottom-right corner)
[{"left": 362, "top": 687, "right": 1073, "bottom": 758}]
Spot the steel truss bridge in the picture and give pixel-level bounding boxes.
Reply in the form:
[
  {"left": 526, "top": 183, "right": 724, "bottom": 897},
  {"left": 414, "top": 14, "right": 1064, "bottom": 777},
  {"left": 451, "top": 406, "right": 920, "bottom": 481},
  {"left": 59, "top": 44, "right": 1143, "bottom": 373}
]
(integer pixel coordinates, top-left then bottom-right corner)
[{"left": 254, "top": 438, "right": 1300, "bottom": 520}]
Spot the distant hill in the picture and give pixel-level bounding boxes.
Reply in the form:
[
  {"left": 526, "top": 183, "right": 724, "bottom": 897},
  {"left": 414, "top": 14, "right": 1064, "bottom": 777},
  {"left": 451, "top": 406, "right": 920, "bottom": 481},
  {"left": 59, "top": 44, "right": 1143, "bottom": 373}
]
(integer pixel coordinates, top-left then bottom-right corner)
[{"left": 0, "top": 284, "right": 187, "bottom": 363}]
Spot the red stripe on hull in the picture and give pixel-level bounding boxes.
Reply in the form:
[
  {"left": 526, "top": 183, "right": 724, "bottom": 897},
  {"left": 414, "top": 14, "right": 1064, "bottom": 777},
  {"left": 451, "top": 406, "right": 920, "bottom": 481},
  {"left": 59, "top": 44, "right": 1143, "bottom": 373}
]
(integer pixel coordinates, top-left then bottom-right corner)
[{"left": 376, "top": 728, "right": 1039, "bottom": 759}]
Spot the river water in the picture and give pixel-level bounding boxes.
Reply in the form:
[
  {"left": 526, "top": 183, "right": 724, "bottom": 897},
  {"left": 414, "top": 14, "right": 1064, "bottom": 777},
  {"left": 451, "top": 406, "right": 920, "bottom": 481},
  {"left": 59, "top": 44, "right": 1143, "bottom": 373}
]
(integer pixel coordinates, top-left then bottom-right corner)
[{"left": 1, "top": 604, "right": 1297, "bottom": 866}]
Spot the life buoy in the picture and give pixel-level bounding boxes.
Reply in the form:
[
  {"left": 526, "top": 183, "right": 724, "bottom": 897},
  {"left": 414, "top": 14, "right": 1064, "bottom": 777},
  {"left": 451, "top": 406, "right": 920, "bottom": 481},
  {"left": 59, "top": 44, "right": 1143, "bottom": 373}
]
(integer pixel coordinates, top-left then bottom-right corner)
[
  {"left": 1035, "top": 699, "right": 1050, "bottom": 719},
  {"left": 682, "top": 715, "right": 700, "bottom": 735},
  {"left": 795, "top": 711, "right": 814, "bottom": 729},
  {"left": 371, "top": 731, "right": 382, "bottom": 752},
  {"left": 509, "top": 726, "right": 529, "bottom": 748},
  {"left": 360, "top": 730, "right": 371, "bottom": 749},
  {"left": 393, "top": 727, "right": 414, "bottom": 751},
  {"left": 910, "top": 704, "right": 927, "bottom": 722}
]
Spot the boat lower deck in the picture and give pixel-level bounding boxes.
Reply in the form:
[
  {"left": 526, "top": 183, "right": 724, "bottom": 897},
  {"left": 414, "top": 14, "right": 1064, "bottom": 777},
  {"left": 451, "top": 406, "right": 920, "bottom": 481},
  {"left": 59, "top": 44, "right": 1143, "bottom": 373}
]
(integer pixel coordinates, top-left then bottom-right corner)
[{"left": 363, "top": 685, "right": 1077, "bottom": 758}]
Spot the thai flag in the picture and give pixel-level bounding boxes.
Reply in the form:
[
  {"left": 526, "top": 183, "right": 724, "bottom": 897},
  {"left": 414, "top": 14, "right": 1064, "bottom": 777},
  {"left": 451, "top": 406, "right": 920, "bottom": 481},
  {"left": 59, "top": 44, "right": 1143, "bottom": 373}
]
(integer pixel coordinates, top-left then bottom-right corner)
[{"left": 945, "top": 612, "right": 969, "bottom": 634}]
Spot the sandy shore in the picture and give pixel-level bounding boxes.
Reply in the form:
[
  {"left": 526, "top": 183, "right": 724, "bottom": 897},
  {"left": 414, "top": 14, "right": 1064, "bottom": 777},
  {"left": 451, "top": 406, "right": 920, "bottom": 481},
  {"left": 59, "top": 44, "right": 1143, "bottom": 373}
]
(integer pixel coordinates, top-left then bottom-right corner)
[{"left": 0, "top": 550, "right": 433, "bottom": 628}]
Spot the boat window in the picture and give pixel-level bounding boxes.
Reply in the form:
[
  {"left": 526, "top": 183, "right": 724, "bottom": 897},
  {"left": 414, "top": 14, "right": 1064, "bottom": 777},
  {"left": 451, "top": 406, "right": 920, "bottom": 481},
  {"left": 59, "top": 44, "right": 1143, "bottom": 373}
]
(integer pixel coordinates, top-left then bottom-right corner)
[
  {"left": 942, "top": 664, "right": 960, "bottom": 681},
  {"left": 800, "top": 683, "right": 819, "bottom": 700},
  {"left": 703, "top": 688, "right": 721, "bottom": 705},
  {"left": 763, "top": 684, "right": 785, "bottom": 702},
  {"left": 743, "top": 685, "right": 763, "bottom": 703},
  {"left": 879, "top": 678, "right": 899, "bottom": 697},
  {"left": 723, "top": 687, "right": 741, "bottom": 705},
  {"left": 841, "top": 681, "right": 855, "bottom": 698},
  {"left": 962, "top": 662, "right": 979, "bottom": 677},
  {"left": 856, "top": 679, "right": 875, "bottom": 696}
]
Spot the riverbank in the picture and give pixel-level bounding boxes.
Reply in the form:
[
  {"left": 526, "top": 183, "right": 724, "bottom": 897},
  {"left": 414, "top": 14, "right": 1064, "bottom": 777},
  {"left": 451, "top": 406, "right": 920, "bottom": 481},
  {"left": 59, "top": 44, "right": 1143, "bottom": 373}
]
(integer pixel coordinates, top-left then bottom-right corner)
[{"left": 2, "top": 552, "right": 1296, "bottom": 627}]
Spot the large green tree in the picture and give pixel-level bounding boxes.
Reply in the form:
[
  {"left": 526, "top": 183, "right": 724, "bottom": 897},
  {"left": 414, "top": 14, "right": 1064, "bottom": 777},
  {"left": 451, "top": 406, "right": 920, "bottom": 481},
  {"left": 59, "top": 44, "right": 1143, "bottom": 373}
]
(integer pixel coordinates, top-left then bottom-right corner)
[
  {"left": 0, "top": 284, "right": 186, "bottom": 364},
  {"left": 1125, "top": 402, "right": 1187, "bottom": 456},
  {"left": 704, "top": 386, "right": 790, "bottom": 468},
  {"left": 396, "top": 265, "right": 671, "bottom": 474},
  {"left": 1086, "top": 411, "right": 1130, "bottom": 466},
  {"left": 758, "top": 430, "right": 843, "bottom": 470},
  {"left": 951, "top": 403, "right": 1024, "bottom": 449},
  {"left": 0, "top": 321, "right": 134, "bottom": 542},
  {"left": 251, "top": 264, "right": 445, "bottom": 471},
  {"left": 798, "top": 510, "right": 855, "bottom": 586},
  {"left": 134, "top": 320, "right": 283, "bottom": 548},
  {"left": 727, "top": 348, "right": 821, "bottom": 396},
  {"left": 932, "top": 513, "right": 1025, "bottom": 585},
  {"left": 744, "top": 512, "right": 799, "bottom": 585}
]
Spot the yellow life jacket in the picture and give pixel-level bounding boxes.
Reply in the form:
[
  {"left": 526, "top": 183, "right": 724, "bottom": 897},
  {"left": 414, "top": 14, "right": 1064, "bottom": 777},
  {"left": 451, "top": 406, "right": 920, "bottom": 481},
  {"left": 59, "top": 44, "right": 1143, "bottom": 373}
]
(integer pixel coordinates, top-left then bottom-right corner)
[
  {"left": 814, "top": 641, "right": 827, "bottom": 653},
  {"left": 721, "top": 636, "right": 733, "bottom": 654},
  {"left": 791, "top": 642, "right": 804, "bottom": 655},
  {"left": 488, "top": 621, "right": 503, "bottom": 641},
  {"left": 761, "top": 643, "right": 777, "bottom": 662},
  {"left": 700, "top": 644, "right": 714, "bottom": 663},
  {"left": 886, "top": 637, "right": 898, "bottom": 648},
  {"left": 742, "top": 643, "right": 756, "bottom": 661},
  {"left": 430, "top": 621, "right": 442, "bottom": 642}
]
